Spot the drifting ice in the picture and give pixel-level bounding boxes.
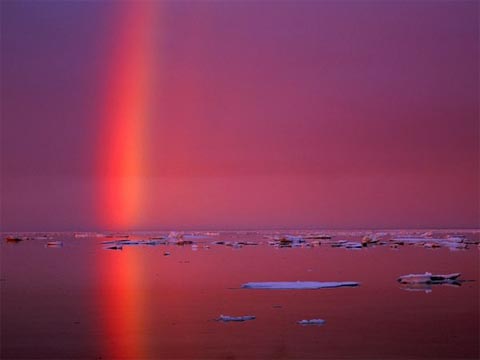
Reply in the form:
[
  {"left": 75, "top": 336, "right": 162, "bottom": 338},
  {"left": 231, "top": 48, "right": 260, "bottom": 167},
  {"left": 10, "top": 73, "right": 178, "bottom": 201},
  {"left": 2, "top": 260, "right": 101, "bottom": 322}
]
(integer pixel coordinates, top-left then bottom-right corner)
[
  {"left": 217, "top": 315, "right": 256, "bottom": 322},
  {"left": 298, "top": 319, "right": 326, "bottom": 325},
  {"left": 241, "top": 281, "right": 359, "bottom": 289},
  {"left": 397, "top": 272, "right": 461, "bottom": 284}
]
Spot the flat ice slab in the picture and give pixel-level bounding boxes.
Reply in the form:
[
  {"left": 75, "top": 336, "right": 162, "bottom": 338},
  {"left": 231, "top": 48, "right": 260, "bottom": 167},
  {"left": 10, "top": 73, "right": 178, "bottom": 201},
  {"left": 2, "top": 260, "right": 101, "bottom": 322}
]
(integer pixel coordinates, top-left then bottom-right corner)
[
  {"left": 298, "top": 319, "right": 326, "bottom": 325},
  {"left": 397, "top": 272, "right": 461, "bottom": 284},
  {"left": 217, "top": 315, "right": 256, "bottom": 322},
  {"left": 241, "top": 281, "right": 360, "bottom": 289}
]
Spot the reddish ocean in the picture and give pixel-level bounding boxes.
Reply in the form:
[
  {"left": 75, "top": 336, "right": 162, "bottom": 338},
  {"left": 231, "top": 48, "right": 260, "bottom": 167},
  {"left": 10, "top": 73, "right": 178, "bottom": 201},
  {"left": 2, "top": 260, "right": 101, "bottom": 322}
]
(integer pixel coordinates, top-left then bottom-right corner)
[{"left": 1, "top": 230, "right": 479, "bottom": 359}]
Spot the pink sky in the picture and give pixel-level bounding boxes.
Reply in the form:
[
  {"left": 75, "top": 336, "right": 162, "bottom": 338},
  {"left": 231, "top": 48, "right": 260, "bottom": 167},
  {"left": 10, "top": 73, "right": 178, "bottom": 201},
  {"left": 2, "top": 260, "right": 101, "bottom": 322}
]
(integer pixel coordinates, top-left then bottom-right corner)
[{"left": 1, "top": 1, "right": 478, "bottom": 231}]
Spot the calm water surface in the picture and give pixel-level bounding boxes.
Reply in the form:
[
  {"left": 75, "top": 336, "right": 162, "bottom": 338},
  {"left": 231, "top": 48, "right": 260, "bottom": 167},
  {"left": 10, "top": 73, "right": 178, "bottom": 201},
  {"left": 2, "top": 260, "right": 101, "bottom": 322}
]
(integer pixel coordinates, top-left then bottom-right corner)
[{"left": 1, "top": 231, "right": 479, "bottom": 359}]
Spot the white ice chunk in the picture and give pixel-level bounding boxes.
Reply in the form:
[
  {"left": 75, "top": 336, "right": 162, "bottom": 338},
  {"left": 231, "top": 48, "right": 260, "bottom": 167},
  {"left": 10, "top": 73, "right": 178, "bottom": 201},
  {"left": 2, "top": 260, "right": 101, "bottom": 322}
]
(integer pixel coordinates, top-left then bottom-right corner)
[
  {"left": 241, "top": 281, "right": 360, "bottom": 289},
  {"left": 217, "top": 315, "right": 256, "bottom": 322},
  {"left": 297, "top": 319, "right": 326, "bottom": 325},
  {"left": 397, "top": 272, "right": 461, "bottom": 284}
]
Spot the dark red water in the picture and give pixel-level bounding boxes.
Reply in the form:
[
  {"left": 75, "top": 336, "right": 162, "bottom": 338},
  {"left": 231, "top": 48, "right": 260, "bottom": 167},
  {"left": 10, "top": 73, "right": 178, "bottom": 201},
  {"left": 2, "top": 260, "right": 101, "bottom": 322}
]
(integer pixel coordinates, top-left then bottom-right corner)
[{"left": 1, "top": 231, "right": 479, "bottom": 359}]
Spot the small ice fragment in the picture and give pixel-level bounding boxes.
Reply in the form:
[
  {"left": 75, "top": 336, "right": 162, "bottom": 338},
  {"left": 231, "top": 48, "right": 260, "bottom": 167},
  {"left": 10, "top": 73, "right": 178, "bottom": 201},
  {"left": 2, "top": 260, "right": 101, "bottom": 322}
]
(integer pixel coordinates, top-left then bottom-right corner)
[
  {"left": 74, "top": 233, "right": 89, "bottom": 238},
  {"left": 241, "top": 281, "right": 359, "bottom": 289},
  {"left": 305, "top": 234, "right": 331, "bottom": 240},
  {"left": 168, "top": 231, "right": 183, "bottom": 240},
  {"left": 236, "top": 241, "right": 259, "bottom": 246},
  {"left": 330, "top": 240, "right": 348, "bottom": 248},
  {"left": 176, "top": 239, "right": 193, "bottom": 245},
  {"left": 446, "top": 235, "right": 465, "bottom": 242},
  {"left": 423, "top": 242, "right": 441, "bottom": 248},
  {"left": 183, "top": 234, "right": 207, "bottom": 240},
  {"left": 397, "top": 272, "right": 461, "bottom": 284},
  {"left": 343, "top": 242, "right": 362, "bottom": 249},
  {"left": 204, "top": 232, "right": 220, "bottom": 236},
  {"left": 163, "top": 251, "right": 171, "bottom": 256},
  {"left": 116, "top": 240, "right": 141, "bottom": 246},
  {"left": 361, "top": 235, "right": 378, "bottom": 246},
  {"left": 442, "top": 241, "right": 468, "bottom": 250},
  {"left": 297, "top": 319, "right": 326, "bottom": 325},
  {"left": 217, "top": 315, "right": 256, "bottom": 322},
  {"left": 46, "top": 241, "right": 63, "bottom": 248},
  {"left": 144, "top": 240, "right": 165, "bottom": 246}
]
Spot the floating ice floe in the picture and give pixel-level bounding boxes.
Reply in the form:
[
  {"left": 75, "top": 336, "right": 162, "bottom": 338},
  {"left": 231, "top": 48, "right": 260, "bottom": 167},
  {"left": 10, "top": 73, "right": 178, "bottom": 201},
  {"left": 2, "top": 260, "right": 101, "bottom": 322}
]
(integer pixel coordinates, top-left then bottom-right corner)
[
  {"left": 297, "top": 319, "right": 326, "bottom": 325},
  {"left": 330, "top": 240, "right": 348, "bottom": 248},
  {"left": 267, "top": 235, "right": 306, "bottom": 248},
  {"left": 225, "top": 241, "right": 243, "bottom": 248},
  {"left": 397, "top": 272, "right": 461, "bottom": 284},
  {"left": 102, "top": 239, "right": 166, "bottom": 248},
  {"left": 343, "top": 241, "right": 363, "bottom": 249},
  {"left": 204, "top": 232, "right": 220, "bottom": 236},
  {"left": 304, "top": 234, "right": 332, "bottom": 240},
  {"left": 217, "top": 315, "right": 256, "bottom": 322},
  {"left": 116, "top": 240, "right": 141, "bottom": 246},
  {"left": 330, "top": 241, "right": 363, "bottom": 249},
  {"left": 74, "top": 233, "right": 89, "bottom": 238},
  {"left": 241, "top": 281, "right": 360, "bottom": 289},
  {"left": 361, "top": 235, "right": 379, "bottom": 246},
  {"left": 390, "top": 235, "right": 472, "bottom": 250}
]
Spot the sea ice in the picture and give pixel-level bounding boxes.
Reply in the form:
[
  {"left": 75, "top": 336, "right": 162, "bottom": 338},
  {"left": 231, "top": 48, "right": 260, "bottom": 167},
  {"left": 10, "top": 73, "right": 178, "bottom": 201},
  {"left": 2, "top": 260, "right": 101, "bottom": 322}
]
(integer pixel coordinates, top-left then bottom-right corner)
[
  {"left": 241, "top": 281, "right": 360, "bottom": 289},
  {"left": 397, "top": 272, "right": 461, "bottom": 284},
  {"left": 297, "top": 319, "right": 326, "bottom": 325},
  {"left": 361, "top": 235, "right": 378, "bottom": 246},
  {"left": 343, "top": 242, "right": 363, "bottom": 249},
  {"left": 116, "top": 240, "right": 141, "bottom": 246},
  {"left": 217, "top": 315, "right": 256, "bottom": 322}
]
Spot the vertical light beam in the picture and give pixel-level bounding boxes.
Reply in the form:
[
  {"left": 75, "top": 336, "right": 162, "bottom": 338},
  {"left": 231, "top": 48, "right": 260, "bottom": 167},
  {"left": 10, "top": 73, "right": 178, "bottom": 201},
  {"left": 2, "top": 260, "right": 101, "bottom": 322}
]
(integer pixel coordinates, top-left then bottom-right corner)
[{"left": 99, "top": 1, "right": 156, "bottom": 230}]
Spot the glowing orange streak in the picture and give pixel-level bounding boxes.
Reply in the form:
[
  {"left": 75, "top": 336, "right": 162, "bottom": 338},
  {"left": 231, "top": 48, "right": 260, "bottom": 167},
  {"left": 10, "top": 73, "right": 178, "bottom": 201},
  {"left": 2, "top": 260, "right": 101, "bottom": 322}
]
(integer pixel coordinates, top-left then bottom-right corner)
[
  {"left": 97, "top": 2, "right": 157, "bottom": 359},
  {"left": 100, "top": 2, "right": 155, "bottom": 230},
  {"left": 99, "top": 250, "right": 147, "bottom": 359}
]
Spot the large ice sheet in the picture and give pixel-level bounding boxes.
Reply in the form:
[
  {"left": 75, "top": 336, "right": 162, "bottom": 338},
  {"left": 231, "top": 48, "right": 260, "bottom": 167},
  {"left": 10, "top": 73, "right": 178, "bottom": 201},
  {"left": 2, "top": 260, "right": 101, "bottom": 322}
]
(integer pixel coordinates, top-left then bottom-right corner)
[{"left": 241, "top": 281, "right": 359, "bottom": 289}]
